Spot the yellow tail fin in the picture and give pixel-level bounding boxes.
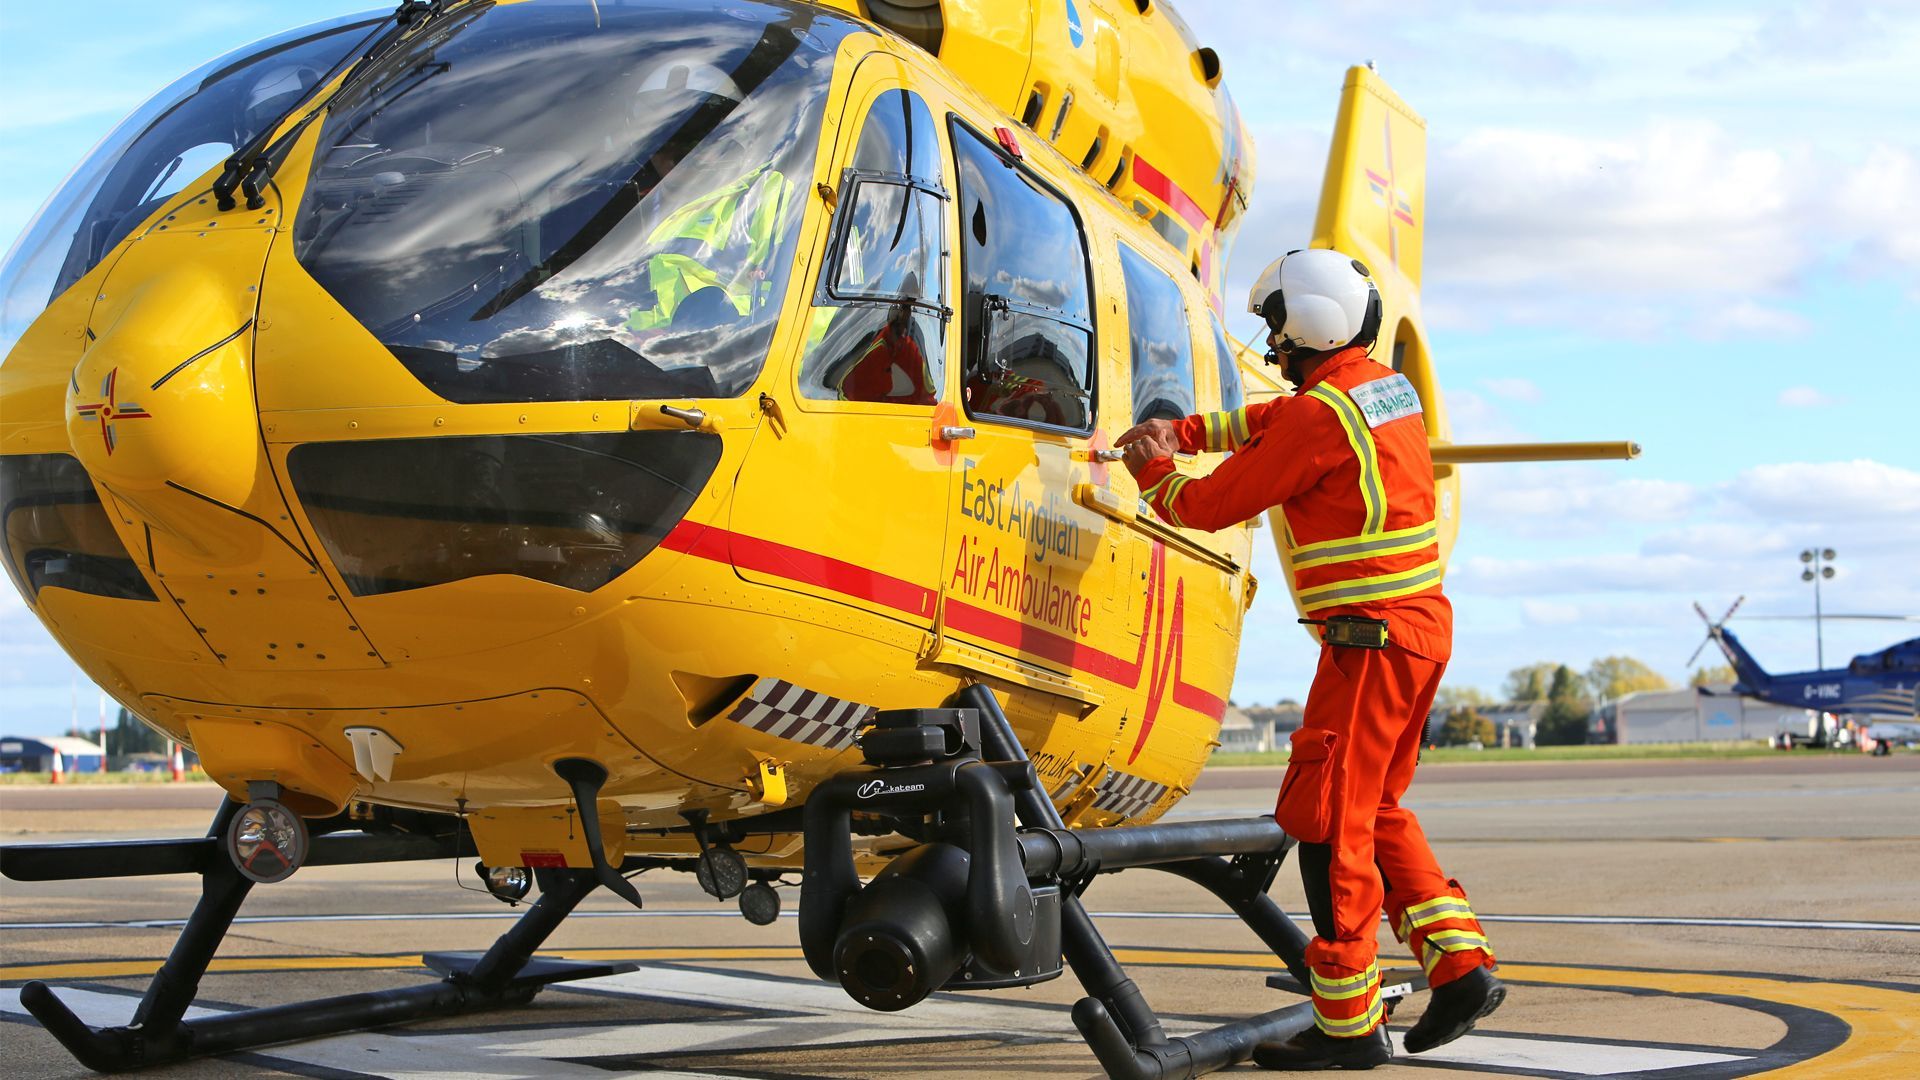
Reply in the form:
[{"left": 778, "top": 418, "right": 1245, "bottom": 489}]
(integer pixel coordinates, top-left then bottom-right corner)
[{"left": 1311, "top": 66, "right": 1426, "bottom": 289}]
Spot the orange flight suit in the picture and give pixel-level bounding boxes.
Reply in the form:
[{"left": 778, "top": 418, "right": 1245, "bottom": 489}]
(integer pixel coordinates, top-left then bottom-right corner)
[{"left": 1129, "top": 347, "right": 1494, "bottom": 1039}]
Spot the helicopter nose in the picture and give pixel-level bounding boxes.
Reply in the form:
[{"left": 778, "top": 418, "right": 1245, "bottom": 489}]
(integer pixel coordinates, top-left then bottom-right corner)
[{"left": 67, "top": 261, "right": 259, "bottom": 508}]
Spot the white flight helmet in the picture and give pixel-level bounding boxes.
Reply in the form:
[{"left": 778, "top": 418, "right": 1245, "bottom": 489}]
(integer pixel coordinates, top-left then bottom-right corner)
[{"left": 1246, "top": 248, "right": 1382, "bottom": 357}]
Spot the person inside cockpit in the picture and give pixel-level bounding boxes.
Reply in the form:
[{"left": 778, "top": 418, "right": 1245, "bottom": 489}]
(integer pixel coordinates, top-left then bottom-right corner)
[{"left": 623, "top": 63, "right": 794, "bottom": 336}]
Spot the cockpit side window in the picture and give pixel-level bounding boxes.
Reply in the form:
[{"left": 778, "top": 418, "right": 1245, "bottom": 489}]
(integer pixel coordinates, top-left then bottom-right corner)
[
  {"left": 1117, "top": 243, "right": 1196, "bottom": 425},
  {"left": 950, "top": 120, "right": 1095, "bottom": 433},
  {"left": 798, "top": 88, "right": 948, "bottom": 406},
  {"left": 0, "top": 15, "right": 375, "bottom": 357},
  {"left": 1210, "top": 313, "right": 1246, "bottom": 416}
]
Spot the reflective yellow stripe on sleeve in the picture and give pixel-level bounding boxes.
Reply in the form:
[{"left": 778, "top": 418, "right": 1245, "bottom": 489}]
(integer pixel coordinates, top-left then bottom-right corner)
[
  {"left": 1199, "top": 409, "right": 1250, "bottom": 452},
  {"left": 1305, "top": 384, "right": 1386, "bottom": 535},
  {"left": 1159, "top": 475, "right": 1193, "bottom": 527},
  {"left": 1141, "top": 472, "right": 1192, "bottom": 528}
]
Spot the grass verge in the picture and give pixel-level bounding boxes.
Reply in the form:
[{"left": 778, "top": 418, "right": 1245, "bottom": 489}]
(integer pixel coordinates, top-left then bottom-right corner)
[{"left": 0, "top": 770, "right": 206, "bottom": 786}]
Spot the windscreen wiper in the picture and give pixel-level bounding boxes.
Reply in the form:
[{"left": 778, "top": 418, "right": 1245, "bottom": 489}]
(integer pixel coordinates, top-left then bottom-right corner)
[{"left": 212, "top": 0, "right": 448, "bottom": 211}]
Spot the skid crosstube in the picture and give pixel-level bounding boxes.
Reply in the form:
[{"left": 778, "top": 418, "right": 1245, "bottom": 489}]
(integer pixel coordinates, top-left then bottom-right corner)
[
  {"left": 13, "top": 795, "right": 630, "bottom": 1073},
  {"left": 12, "top": 688, "right": 1340, "bottom": 1078}
]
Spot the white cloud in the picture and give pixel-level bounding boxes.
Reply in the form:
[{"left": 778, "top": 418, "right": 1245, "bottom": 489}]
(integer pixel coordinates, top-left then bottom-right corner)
[
  {"left": 1480, "top": 377, "right": 1542, "bottom": 404},
  {"left": 1520, "top": 599, "right": 1581, "bottom": 626},
  {"left": 1726, "top": 460, "right": 1920, "bottom": 522},
  {"left": 1428, "top": 121, "right": 1809, "bottom": 297},
  {"left": 1451, "top": 552, "right": 1736, "bottom": 596},
  {"left": 1777, "top": 385, "right": 1841, "bottom": 408},
  {"left": 1468, "top": 466, "right": 1698, "bottom": 532},
  {"left": 1701, "top": 301, "right": 1811, "bottom": 340},
  {"left": 1438, "top": 388, "right": 1530, "bottom": 443},
  {"left": 1715, "top": 2, "right": 1905, "bottom": 72},
  {"left": 1836, "top": 144, "right": 1920, "bottom": 274},
  {"left": 1639, "top": 523, "right": 1797, "bottom": 560}
]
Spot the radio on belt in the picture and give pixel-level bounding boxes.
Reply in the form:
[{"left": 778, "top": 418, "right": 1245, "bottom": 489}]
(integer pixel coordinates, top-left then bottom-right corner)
[{"left": 1298, "top": 615, "right": 1390, "bottom": 650}]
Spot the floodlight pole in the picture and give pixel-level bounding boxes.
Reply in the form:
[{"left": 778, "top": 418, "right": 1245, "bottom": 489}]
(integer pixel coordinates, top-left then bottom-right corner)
[{"left": 1800, "top": 548, "right": 1836, "bottom": 669}]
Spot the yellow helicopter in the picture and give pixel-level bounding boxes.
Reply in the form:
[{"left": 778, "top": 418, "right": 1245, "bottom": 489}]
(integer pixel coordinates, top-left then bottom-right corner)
[{"left": 0, "top": 1, "right": 1633, "bottom": 1074}]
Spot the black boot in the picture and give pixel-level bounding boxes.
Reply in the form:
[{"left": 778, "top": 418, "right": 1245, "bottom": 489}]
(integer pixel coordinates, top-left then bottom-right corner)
[
  {"left": 1252, "top": 1024, "right": 1391, "bottom": 1070},
  {"left": 1404, "top": 966, "right": 1505, "bottom": 1054}
]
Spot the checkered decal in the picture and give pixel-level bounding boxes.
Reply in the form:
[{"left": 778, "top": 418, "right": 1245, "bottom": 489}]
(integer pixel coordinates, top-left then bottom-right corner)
[
  {"left": 725, "top": 677, "right": 875, "bottom": 750},
  {"left": 1093, "top": 771, "right": 1170, "bottom": 820}
]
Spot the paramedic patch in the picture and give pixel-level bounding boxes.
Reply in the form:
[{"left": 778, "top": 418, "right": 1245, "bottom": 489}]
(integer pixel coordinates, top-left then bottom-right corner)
[
  {"left": 726, "top": 678, "right": 874, "bottom": 750},
  {"left": 1347, "top": 373, "right": 1423, "bottom": 429}
]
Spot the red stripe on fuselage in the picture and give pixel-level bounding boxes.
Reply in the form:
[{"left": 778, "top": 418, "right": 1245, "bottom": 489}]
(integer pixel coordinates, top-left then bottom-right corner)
[
  {"left": 656, "top": 521, "right": 1225, "bottom": 725},
  {"left": 1132, "top": 155, "right": 1212, "bottom": 233}
]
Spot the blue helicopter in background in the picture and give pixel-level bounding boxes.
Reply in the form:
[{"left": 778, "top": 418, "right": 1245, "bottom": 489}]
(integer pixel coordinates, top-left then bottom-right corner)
[{"left": 1692, "top": 598, "right": 1920, "bottom": 753}]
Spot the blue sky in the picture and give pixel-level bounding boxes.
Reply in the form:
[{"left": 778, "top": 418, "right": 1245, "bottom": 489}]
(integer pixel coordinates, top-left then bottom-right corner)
[{"left": 2, "top": 1, "right": 1916, "bottom": 733}]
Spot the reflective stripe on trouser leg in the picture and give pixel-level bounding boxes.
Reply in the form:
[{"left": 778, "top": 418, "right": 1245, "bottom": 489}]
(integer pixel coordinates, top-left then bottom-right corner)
[
  {"left": 1393, "top": 888, "right": 1495, "bottom": 983},
  {"left": 1309, "top": 961, "right": 1384, "bottom": 1037}
]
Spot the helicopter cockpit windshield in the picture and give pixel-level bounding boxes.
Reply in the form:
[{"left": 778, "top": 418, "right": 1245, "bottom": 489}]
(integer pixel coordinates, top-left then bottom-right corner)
[{"left": 292, "top": 0, "right": 854, "bottom": 405}]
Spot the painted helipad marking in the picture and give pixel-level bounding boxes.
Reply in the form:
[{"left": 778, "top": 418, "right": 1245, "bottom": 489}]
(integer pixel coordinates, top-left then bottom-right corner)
[
  {"left": 7, "top": 909, "right": 1916, "bottom": 934},
  {"left": 2, "top": 964, "right": 1759, "bottom": 1079},
  {"left": 6, "top": 949, "right": 1912, "bottom": 1077},
  {"left": 1386, "top": 1029, "right": 1747, "bottom": 1075}
]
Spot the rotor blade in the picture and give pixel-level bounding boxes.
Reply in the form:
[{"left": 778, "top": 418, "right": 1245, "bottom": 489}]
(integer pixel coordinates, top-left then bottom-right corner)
[
  {"left": 1720, "top": 596, "right": 1745, "bottom": 625},
  {"left": 1686, "top": 636, "right": 1711, "bottom": 668},
  {"left": 1735, "top": 613, "right": 1920, "bottom": 622}
]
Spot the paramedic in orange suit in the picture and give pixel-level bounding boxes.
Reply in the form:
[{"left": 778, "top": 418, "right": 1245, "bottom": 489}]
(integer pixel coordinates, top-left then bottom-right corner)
[{"left": 1117, "top": 248, "right": 1503, "bottom": 1071}]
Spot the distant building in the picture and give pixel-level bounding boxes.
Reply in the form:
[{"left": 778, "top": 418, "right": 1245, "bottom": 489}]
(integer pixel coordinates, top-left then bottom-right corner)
[
  {"left": 0, "top": 735, "right": 107, "bottom": 773},
  {"left": 1421, "top": 702, "right": 1543, "bottom": 749},
  {"left": 1216, "top": 702, "right": 1307, "bottom": 754},
  {"left": 1477, "top": 703, "right": 1545, "bottom": 749},
  {"left": 1605, "top": 685, "right": 1817, "bottom": 744},
  {"left": 1217, "top": 706, "right": 1270, "bottom": 753}
]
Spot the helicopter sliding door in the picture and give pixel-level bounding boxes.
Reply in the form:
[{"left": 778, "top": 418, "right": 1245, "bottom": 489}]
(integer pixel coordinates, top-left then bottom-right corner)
[
  {"left": 930, "top": 115, "right": 1136, "bottom": 783},
  {"left": 725, "top": 63, "right": 955, "bottom": 634}
]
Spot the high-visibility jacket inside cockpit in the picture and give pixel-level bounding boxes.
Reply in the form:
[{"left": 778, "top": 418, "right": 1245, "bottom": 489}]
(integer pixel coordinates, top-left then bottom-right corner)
[{"left": 624, "top": 164, "right": 792, "bottom": 331}]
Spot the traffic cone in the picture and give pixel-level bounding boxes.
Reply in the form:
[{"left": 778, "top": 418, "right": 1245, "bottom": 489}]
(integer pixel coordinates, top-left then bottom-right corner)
[
  {"left": 50, "top": 750, "right": 65, "bottom": 784},
  {"left": 170, "top": 743, "right": 186, "bottom": 782}
]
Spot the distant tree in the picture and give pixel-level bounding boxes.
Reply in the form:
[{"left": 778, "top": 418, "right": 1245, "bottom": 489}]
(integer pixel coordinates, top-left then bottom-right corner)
[
  {"left": 1436, "top": 707, "right": 1498, "bottom": 748},
  {"left": 1690, "top": 664, "right": 1737, "bottom": 687},
  {"left": 1503, "top": 663, "right": 1557, "bottom": 702},
  {"left": 1434, "top": 686, "right": 1494, "bottom": 711},
  {"left": 1586, "top": 656, "right": 1669, "bottom": 705},
  {"left": 1536, "top": 665, "right": 1593, "bottom": 745},
  {"left": 113, "top": 707, "right": 171, "bottom": 756}
]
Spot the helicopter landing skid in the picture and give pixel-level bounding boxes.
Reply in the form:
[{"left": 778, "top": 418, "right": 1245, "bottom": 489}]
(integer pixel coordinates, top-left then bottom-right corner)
[
  {"left": 12, "top": 799, "right": 630, "bottom": 1073},
  {"left": 955, "top": 683, "right": 1343, "bottom": 1078}
]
